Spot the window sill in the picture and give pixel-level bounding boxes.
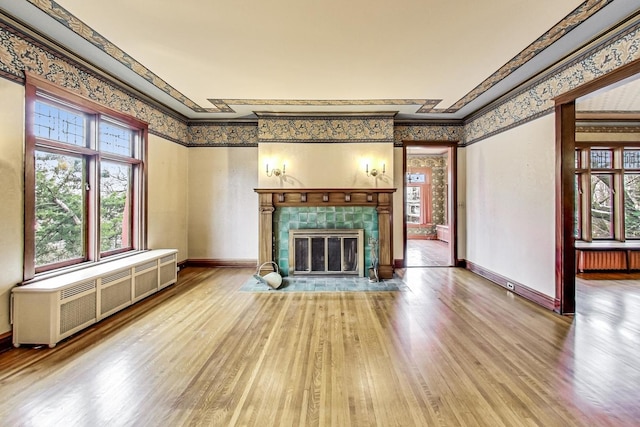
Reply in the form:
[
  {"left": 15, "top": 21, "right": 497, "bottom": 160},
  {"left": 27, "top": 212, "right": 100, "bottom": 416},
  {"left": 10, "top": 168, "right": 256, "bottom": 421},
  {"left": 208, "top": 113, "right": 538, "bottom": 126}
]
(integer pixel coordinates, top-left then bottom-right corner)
[{"left": 575, "top": 241, "right": 640, "bottom": 250}]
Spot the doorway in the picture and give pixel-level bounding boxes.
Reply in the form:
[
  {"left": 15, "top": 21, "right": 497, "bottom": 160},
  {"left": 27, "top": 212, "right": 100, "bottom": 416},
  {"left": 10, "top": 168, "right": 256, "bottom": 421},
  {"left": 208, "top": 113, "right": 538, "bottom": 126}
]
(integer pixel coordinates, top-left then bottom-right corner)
[
  {"left": 556, "top": 59, "right": 640, "bottom": 314},
  {"left": 403, "top": 142, "right": 457, "bottom": 267}
]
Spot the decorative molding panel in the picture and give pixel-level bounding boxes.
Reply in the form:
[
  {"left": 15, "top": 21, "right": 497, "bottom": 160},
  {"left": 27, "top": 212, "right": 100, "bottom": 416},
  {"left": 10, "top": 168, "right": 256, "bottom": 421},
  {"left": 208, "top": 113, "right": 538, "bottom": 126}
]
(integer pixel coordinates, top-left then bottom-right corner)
[
  {"left": 257, "top": 113, "right": 395, "bottom": 142},
  {"left": 394, "top": 124, "right": 463, "bottom": 144},
  {"left": 188, "top": 122, "right": 259, "bottom": 145}
]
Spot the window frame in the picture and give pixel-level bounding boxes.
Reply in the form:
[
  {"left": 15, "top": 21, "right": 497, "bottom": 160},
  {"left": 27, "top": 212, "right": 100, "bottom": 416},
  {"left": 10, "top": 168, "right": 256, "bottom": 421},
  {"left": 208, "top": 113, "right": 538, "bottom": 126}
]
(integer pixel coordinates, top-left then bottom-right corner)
[
  {"left": 575, "top": 141, "right": 640, "bottom": 243},
  {"left": 24, "top": 73, "right": 148, "bottom": 281}
]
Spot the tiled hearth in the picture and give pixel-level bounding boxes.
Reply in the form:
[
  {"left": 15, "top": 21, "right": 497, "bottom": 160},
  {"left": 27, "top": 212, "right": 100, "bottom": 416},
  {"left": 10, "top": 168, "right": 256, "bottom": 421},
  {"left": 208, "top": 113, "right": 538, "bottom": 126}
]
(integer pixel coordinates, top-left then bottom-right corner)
[{"left": 255, "top": 188, "right": 395, "bottom": 279}]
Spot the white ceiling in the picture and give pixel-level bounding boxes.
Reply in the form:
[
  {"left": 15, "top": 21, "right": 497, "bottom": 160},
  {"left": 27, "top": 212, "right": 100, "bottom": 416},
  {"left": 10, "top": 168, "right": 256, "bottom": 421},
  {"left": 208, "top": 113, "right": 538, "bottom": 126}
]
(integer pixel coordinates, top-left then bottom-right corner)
[
  {"left": 577, "top": 74, "right": 640, "bottom": 112},
  {"left": 1, "top": 0, "right": 639, "bottom": 121}
]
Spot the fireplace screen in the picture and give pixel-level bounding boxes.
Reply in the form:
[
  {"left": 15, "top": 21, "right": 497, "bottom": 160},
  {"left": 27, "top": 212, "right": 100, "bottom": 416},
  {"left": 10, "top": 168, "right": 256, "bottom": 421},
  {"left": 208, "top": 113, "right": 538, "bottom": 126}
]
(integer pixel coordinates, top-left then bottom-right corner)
[{"left": 289, "top": 229, "right": 364, "bottom": 276}]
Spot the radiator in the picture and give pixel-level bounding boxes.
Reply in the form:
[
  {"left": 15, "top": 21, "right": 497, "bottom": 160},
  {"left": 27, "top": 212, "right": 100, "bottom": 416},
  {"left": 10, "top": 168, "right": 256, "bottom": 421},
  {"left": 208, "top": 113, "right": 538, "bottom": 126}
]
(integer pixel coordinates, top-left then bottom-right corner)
[
  {"left": 577, "top": 250, "right": 627, "bottom": 272},
  {"left": 12, "top": 249, "right": 178, "bottom": 348}
]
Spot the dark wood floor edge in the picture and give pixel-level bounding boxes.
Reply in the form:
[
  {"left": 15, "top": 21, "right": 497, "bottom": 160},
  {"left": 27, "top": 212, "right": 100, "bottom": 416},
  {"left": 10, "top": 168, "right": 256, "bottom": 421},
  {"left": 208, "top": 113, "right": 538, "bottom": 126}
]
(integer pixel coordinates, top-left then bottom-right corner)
[
  {"left": 186, "top": 259, "right": 257, "bottom": 268},
  {"left": 466, "top": 261, "right": 558, "bottom": 311},
  {"left": 0, "top": 331, "right": 13, "bottom": 354}
]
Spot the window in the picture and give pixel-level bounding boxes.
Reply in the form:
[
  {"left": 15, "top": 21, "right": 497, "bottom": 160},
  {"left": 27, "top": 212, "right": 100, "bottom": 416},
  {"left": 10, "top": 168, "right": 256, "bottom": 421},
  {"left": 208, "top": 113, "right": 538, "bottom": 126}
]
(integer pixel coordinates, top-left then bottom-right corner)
[
  {"left": 405, "top": 168, "right": 433, "bottom": 225},
  {"left": 24, "top": 75, "right": 147, "bottom": 280},
  {"left": 575, "top": 144, "right": 640, "bottom": 242}
]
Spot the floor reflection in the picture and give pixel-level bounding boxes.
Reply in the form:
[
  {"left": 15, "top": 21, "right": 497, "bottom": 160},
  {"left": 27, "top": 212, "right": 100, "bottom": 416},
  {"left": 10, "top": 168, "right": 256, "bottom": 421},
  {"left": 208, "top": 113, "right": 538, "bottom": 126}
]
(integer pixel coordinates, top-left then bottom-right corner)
[
  {"left": 571, "top": 274, "right": 640, "bottom": 415},
  {"left": 406, "top": 239, "right": 450, "bottom": 267}
]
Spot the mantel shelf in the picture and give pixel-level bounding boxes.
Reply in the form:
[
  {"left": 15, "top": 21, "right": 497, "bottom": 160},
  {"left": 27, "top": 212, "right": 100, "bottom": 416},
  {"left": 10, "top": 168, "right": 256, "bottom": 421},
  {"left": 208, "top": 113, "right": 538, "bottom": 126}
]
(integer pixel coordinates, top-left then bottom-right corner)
[{"left": 255, "top": 188, "right": 396, "bottom": 207}]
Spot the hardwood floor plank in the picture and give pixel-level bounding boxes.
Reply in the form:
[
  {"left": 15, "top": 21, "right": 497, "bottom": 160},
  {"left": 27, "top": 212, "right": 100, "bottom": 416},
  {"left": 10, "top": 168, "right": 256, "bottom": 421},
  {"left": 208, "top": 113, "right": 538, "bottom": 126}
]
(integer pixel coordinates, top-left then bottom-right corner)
[{"left": 1, "top": 267, "right": 639, "bottom": 426}]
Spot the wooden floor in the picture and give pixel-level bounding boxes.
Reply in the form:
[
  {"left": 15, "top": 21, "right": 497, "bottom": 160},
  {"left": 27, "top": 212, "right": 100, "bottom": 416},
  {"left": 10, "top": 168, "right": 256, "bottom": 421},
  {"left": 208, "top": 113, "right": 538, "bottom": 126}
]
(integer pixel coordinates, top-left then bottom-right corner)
[
  {"left": 1, "top": 268, "right": 639, "bottom": 426},
  {"left": 406, "top": 239, "right": 450, "bottom": 267}
]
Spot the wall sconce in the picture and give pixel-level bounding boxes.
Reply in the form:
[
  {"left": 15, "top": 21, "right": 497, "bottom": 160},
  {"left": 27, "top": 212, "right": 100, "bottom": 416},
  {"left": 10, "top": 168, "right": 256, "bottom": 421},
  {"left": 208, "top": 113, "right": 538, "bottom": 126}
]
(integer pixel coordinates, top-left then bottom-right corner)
[
  {"left": 365, "top": 163, "right": 385, "bottom": 177},
  {"left": 266, "top": 163, "right": 286, "bottom": 177}
]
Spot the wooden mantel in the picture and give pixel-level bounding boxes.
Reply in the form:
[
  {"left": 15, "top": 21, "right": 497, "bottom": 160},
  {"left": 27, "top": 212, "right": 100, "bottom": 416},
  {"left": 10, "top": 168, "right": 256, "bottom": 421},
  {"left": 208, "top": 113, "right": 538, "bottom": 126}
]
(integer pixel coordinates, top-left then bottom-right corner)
[{"left": 255, "top": 188, "right": 396, "bottom": 279}]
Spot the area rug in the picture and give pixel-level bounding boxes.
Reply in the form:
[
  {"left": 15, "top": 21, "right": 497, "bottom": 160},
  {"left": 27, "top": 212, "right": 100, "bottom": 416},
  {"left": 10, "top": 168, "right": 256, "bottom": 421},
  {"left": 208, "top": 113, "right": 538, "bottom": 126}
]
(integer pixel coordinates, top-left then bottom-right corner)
[{"left": 240, "top": 275, "right": 409, "bottom": 292}]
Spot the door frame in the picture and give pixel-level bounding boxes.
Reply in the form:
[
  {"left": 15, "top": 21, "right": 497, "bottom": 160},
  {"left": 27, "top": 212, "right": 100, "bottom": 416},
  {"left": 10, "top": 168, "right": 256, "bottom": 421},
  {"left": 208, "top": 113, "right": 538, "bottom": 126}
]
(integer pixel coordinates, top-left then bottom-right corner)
[
  {"left": 402, "top": 141, "right": 458, "bottom": 267},
  {"left": 554, "top": 59, "right": 640, "bottom": 314}
]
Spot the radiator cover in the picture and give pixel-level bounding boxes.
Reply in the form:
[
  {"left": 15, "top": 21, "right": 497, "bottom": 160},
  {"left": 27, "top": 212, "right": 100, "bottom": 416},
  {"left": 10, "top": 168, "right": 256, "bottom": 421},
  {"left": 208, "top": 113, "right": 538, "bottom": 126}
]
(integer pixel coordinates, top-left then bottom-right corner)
[{"left": 12, "top": 249, "right": 178, "bottom": 348}]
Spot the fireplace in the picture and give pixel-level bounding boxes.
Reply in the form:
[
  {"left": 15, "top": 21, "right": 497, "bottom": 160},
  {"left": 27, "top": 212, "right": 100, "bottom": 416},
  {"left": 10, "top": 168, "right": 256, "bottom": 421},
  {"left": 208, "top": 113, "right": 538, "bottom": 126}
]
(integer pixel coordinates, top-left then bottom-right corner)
[
  {"left": 255, "top": 188, "right": 395, "bottom": 279},
  {"left": 289, "top": 229, "right": 364, "bottom": 276}
]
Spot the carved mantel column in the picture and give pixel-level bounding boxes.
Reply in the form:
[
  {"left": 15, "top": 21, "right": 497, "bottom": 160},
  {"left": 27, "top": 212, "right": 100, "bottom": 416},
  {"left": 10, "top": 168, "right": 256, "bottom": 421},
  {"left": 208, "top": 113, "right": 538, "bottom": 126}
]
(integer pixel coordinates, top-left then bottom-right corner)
[
  {"left": 257, "top": 192, "right": 275, "bottom": 274},
  {"left": 376, "top": 192, "right": 394, "bottom": 279}
]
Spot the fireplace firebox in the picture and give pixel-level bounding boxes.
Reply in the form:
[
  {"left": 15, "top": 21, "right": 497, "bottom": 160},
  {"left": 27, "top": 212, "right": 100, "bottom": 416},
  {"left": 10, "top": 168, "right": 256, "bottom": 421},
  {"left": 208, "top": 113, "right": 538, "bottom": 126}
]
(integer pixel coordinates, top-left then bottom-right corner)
[{"left": 289, "top": 229, "right": 364, "bottom": 276}]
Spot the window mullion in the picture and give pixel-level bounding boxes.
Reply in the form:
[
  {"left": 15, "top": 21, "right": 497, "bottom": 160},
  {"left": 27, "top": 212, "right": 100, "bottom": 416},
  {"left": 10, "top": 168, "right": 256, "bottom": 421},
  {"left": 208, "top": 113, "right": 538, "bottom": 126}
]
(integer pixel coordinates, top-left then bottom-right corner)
[
  {"left": 616, "top": 148, "right": 623, "bottom": 239},
  {"left": 613, "top": 171, "right": 624, "bottom": 241},
  {"left": 581, "top": 172, "right": 592, "bottom": 241},
  {"left": 87, "top": 115, "right": 100, "bottom": 261}
]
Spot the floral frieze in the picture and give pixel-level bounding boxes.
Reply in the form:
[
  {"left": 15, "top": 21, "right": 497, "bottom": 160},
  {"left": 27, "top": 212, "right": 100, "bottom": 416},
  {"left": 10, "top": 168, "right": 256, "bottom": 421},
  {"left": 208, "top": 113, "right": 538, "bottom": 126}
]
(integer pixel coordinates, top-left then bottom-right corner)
[{"left": 258, "top": 115, "right": 394, "bottom": 142}]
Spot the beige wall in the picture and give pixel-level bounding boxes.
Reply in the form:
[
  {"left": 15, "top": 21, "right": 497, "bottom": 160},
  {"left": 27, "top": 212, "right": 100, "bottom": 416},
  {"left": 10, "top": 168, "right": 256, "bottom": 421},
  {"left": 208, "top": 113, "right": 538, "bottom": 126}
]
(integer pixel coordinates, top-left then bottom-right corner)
[
  {"left": 188, "top": 147, "right": 259, "bottom": 262},
  {"left": 258, "top": 143, "right": 394, "bottom": 189},
  {"left": 0, "top": 79, "right": 24, "bottom": 335},
  {"left": 147, "top": 135, "right": 189, "bottom": 262},
  {"left": 465, "top": 115, "right": 556, "bottom": 297}
]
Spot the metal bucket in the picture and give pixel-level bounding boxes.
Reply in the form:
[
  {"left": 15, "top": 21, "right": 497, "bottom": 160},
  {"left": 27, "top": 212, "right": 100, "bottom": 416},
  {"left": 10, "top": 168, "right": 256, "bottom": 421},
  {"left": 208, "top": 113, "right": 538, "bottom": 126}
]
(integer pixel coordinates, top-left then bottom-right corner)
[{"left": 253, "top": 261, "right": 283, "bottom": 289}]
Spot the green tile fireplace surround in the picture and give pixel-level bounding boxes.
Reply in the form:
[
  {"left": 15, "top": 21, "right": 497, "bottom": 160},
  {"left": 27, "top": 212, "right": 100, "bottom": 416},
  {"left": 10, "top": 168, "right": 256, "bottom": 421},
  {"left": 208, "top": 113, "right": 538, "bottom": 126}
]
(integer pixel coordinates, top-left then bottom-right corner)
[
  {"left": 255, "top": 188, "right": 396, "bottom": 279},
  {"left": 274, "top": 206, "right": 378, "bottom": 276}
]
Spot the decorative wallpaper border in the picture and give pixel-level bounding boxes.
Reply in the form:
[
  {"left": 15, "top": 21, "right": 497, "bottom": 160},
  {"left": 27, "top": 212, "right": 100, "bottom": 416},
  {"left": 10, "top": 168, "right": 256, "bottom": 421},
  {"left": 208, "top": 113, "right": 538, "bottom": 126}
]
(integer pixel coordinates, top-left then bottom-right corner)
[
  {"left": 446, "top": 0, "right": 615, "bottom": 112},
  {"left": 394, "top": 123, "right": 463, "bottom": 146},
  {"left": 257, "top": 115, "right": 394, "bottom": 142},
  {"left": 23, "top": 0, "right": 614, "bottom": 115},
  {"left": 1, "top": 6, "right": 638, "bottom": 149},
  {"left": 0, "top": 18, "right": 189, "bottom": 144},
  {"left": 464, "top": 19, "right": 640, "bottom": 145},
  {"left": 211, "top": 98, "right": 443, "bottom": 114},
  {"left": 189, "top": 122, "right": 259, "bottom": 146},
  {"left": 576, "top": 125, "right": 640, "bottom": 133},
  {"left": 24, "top": 0, "right": 226, "bottom": 113}
]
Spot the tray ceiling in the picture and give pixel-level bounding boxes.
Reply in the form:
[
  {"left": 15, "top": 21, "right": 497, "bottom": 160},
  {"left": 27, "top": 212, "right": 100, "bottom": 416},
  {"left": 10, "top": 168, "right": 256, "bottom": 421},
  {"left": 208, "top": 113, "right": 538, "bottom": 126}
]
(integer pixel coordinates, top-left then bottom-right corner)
[{"left": 0, "top": 0, "right": 639, "bottom": 120}]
